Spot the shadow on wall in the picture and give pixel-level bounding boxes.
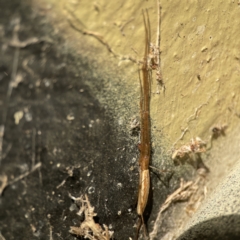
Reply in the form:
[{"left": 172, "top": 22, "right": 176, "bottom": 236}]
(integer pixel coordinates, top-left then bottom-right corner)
[{"left": 177, "top": 214, "right": 240, "bottom": 240}]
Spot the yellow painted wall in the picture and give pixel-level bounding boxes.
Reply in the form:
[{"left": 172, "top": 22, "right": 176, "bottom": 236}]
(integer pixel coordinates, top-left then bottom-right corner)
[{"left": 35, "top": 0, "right": 240, "bottom": 147}]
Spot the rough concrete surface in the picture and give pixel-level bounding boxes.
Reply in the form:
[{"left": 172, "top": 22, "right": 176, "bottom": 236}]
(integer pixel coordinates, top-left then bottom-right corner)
[{"left": 1, "top": 0, "right": 240, "bottom": 240}]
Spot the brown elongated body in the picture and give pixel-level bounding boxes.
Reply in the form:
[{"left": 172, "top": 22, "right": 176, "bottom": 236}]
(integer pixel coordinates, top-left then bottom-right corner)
[{"left": 136, "top": 10, "right": 152, "bottom": 238}]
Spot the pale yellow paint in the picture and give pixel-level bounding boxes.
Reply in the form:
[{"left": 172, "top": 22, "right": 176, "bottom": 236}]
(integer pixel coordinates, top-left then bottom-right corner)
[
  {"left": 155, "top": 0, "right": 240, "bottom": 148},
  {"left": 32, "top": 0, "right": 240, "bottom": 150}
]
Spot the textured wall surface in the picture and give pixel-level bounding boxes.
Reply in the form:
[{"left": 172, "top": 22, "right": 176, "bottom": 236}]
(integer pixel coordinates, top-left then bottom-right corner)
[{"left": 1, "top": 0, "right": 240, "bottom": 239}]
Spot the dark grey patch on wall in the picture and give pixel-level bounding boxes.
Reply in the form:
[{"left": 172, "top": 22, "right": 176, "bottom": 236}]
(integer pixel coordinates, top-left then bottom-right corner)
[{"left": 0, "top": 1, "right": 138, "bottom": 239}]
